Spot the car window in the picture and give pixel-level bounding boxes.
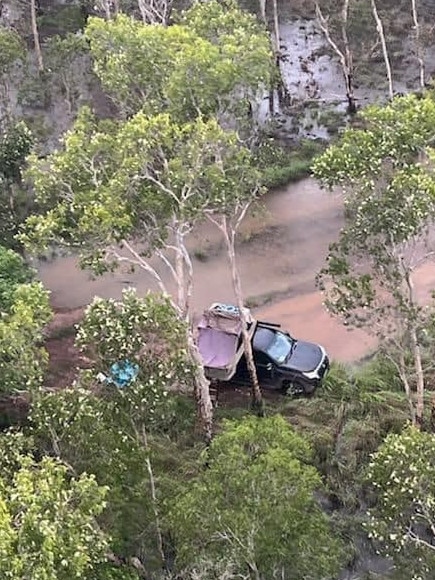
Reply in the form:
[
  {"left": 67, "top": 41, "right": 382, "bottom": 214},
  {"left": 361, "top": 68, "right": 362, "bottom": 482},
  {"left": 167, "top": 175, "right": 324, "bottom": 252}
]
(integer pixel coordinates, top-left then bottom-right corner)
[{"left": 265, "top": 332, "right": 293, "bottom": 364}]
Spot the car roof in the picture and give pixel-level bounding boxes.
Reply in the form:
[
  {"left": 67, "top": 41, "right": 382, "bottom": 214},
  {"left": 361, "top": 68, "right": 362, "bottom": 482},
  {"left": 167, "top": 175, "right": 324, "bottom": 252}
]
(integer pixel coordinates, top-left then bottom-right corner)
[{"left": 253, "top": 327, "right": 276, "bottom": 352}]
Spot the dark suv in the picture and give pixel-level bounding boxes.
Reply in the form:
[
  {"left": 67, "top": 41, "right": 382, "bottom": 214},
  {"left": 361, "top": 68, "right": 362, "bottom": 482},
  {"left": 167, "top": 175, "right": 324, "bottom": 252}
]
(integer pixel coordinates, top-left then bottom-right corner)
[
  {"left": 232, "top": 321, "right": 329, "bottom": 395},
  {"left": 197, "top": 303, "right": 329, "bottom": 396}
]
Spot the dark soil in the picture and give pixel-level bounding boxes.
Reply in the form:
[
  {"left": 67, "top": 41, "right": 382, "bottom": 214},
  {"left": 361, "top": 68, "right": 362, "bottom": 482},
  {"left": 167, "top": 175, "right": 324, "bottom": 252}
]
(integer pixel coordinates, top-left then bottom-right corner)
[{"left": 44, "top": 307, "right": 91, "bottom": 390}]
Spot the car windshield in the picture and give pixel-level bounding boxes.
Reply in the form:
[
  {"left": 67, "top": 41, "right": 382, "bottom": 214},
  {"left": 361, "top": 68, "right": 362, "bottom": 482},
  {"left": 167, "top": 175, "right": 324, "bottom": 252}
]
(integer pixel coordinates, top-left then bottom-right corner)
[{"left": 265, "top": 332, "right": 293, "bottom": 364}]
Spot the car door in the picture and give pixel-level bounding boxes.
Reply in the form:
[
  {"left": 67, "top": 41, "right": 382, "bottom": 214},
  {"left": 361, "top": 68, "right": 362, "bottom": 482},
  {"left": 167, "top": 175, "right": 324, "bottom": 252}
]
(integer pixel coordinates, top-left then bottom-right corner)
[{"left": 254, "top": 350, "right": 275, "bottom": 387}]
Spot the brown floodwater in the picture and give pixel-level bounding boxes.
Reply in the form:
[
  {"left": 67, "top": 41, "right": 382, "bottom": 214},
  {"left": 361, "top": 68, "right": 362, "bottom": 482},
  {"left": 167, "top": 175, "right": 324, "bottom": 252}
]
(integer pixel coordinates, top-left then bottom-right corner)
[{"left": 36, "top": 178, "right": 435, "bottom": 363}]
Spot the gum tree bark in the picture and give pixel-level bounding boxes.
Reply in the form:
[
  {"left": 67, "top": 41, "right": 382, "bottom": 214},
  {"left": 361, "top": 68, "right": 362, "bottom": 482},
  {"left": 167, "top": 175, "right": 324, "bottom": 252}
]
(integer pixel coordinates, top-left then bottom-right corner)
[
  {"left": 206, "top": 210, "right": 264, "bottom": 416},
  {"left": 370, "top": 0, "right": 394, "bottom": 98},
  {"left": 315, "top": 0, "right": 356, "bottom": 114},
  {"left": 30, "top": 0, "right": 43, "bottom": 71},
  {"left": 411, "top": 0, "right": 425, "bottom": 88}
]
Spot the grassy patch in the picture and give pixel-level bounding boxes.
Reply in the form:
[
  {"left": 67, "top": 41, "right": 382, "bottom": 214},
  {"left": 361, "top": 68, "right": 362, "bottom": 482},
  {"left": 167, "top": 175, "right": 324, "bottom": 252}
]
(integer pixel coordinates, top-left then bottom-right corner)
[
  {"left": 317, "top": 109, "right": 346, "bottom": 135},
  {"left": 193, "top": 248, "right": 209, "bottom": 262},
  {"left": 256, "top": 137, "right": 327, "bottom": 190}
]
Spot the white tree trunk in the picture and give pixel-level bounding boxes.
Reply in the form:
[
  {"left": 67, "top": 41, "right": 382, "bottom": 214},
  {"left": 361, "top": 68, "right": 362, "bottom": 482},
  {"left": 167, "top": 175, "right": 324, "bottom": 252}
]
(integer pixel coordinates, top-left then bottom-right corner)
[
  {"left": 258, "top": 0, "right": 266, "bottom": 25},
  {"left": 227, "top": 227, "right": 263, "bottom": 413},
  {"left": 272, "top": 0, "right": 280, "bottom": 58},
  {"left": 411, "top": 326, "right": 425, "bottom": 428},
  {"left": 175, "top": 230, "right": 186, "bottom": 318},
  {"left": 208, "top": 213, "right": 263, "bottom": 414},
  {"left": 30, "top": 0, "right": 43, "bottom": 72},
  {"left": 411, "top": 0, "right": 425, "bottom": 88},
  {"left": 397, "top": 351, "right": 416, "bottom": 425},
  {"left": 120, "top": 238, "right": 213, "bottom": 442},
  {"left": 187, "top": 332, "right": 214, "bottom": 443},
  {"left": 370, "top": 0, "right": 394, "bottom": 99},
  {"left": 403, "top": 265, "right": 425, "bottom": 427},
  {"left": 271, "top": 0, "right": 285, "bottom": 107},
  {"left": 315, "top": 1, "right": 356, "bottom": 113},
  {"left": 140, "top": 425, "right": 166, "bottom": 568},
  {"left": 137, "top": 0, "right": 170, "bottom": 24}
]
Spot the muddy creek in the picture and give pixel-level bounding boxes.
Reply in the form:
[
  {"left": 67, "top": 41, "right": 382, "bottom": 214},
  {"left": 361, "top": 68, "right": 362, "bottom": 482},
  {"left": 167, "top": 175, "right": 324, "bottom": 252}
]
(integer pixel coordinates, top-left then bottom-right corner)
[{"left": 36, "top": 178, "right": 435, "bottom": 363}]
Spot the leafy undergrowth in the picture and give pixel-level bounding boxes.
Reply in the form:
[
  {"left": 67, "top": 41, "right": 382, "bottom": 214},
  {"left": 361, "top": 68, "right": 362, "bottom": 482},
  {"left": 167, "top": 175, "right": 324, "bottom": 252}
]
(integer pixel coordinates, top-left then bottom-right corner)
[
  {"left": 215, "top": 356, "right": 409, "bottom": 509},
  {"left": 256, "top": 137, "right": 326, "bottom": 189}
]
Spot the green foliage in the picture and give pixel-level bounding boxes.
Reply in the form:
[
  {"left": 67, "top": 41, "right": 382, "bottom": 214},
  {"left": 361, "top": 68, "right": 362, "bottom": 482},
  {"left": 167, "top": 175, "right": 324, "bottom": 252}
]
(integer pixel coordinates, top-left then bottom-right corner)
[
  {"left": 278, "top": 358, "right": 408, "bottom": 508},
  {"left": 256, "top": 137, "right": 325, "bottom": 189},
  {"left": 0, "top": 121, "right": 35, "bottom": 251},
  {"left": 0, "top": 430, "right": 108, "bottom": 579},
  {"left": 30, "top": 384, "right": 155, "bottom": 557},
  {"left": 89, "top": 562, "right": 140, "bottom": 580},
  {"left": 0, "top": 247, "right": 51, "bottom": 394},
  {"left": 0, "top": 245, "right": 33, "bottom": 311},
  {"left": 313, "top": 94, "right": 435, "bottom": 189},
  {"left": 85, "top": 3, "right": 272, "bottom": 119},
  {"left": 366, "top": 426, "right": 435, "bottom": 579},
  {"left": 0, "top": 27, "right": 25, "bottom": 76},
  {"left": 168, "top": 415, "right": 343, "bottom": 578},
  {"left": 22, "top": 107, "right": 261, "bottom": 273},
  {"left": 312, "top": 94, "right": 435, "bottom": 420},
  {"left": 31, "top": 290, "right": 196, "bottom": 562},
  {"left": 76, "top": 289, "right": 188, "bottom": 368},
  {"left": 0, "top": 121, "right": 33, "bottom": 182}
]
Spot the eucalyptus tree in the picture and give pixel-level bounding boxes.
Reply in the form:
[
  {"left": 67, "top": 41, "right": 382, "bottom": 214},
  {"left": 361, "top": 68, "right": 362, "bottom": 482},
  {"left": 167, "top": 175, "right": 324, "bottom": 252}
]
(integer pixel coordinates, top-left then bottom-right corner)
[
  {"left": 31, "top": 289, "right": 194, "bottom": 569},
  {"left": 370, "top": 0, "right": 394, "bottom": 99},
  {"left": 312, "top": 93, "right": 435, "bottom": 427},
  {"left": 204, "top": 167, "right": 265, "bottom": 412},
  {"left": 22, "top": 107, "right": 264, "bottom": 439},
  {"left": 85, "top": 4, "right": 273, "bottom": 124},
  {"left": 315, "top": 0, "right": 357, "bottom": 114}
]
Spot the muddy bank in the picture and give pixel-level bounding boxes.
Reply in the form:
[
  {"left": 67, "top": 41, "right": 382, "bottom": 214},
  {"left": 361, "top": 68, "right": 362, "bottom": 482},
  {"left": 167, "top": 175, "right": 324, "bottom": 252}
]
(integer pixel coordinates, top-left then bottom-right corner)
[{"left": 35, "top": 177, "right": 435, "bottom": 363}]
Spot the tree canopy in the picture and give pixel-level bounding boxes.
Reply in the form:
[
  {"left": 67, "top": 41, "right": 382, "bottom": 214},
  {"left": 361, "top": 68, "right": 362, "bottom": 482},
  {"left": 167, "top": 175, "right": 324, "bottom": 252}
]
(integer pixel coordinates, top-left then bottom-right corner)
[
  {"left": 22, "top": 108, "right": 259, "bottom": 280},
  {"left": 0, "top": 246, "right": 51, "bottom": 394},
  {"left": 0, "top": 431, "right": 108, "bottom": 580},
  {"left": 312, "top": 93, "right": 435, "bottom": 425},
  {"left": 169, "top": 415, "right": 343, "bottom": 579},
  {"left": 85, "top": 2, "right": 273, "bottom": 120},
  {"left": 366, "top": 426, "right": 435, "bottom": 579}
]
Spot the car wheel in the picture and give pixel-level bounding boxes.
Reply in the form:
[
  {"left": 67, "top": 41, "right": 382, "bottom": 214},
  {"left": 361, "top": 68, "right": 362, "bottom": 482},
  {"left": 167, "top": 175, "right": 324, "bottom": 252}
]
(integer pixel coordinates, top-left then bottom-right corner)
[
  {"left": 282, "top": 380, "right": 304, "bottom": 397},
  {"left": 302, "top": 381, "right": 317, "bottom": 396}
]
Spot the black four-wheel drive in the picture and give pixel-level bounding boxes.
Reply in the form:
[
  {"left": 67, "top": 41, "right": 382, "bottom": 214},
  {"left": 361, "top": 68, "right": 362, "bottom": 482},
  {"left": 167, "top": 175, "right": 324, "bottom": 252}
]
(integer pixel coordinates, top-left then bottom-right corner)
[{"left": 197, "top": 303, "right": 329, "bottom": 396}]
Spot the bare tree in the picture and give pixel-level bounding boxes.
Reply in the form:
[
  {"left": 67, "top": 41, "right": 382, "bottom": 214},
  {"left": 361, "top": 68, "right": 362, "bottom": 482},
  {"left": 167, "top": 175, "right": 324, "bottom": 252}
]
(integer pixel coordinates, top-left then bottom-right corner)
[
  {"left": 315, "top": 0, "right": 357, "bottom": 114},
  {"left": 370, "top": 0, "right": 394, "bottom": 99},
  {"left": 137, "top": 0, "right": 172, "bottom": 25},
  {"left": 411, "top": 0, "right": 426, "bottom": 88}
]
